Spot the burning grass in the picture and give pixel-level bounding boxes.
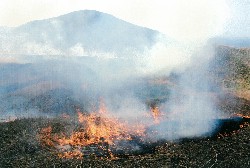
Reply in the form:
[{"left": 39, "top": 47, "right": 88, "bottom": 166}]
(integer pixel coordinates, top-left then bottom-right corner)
[
  {"left": 35, "top": 97, "right": 250, "bottom": 161},
  {"left": 0, "top": 116, "right": 249, "bottom": 167},
  {"left": 1, "top": 92, "right": 249, "bottom": 167},
  {"left": 1, "top": 76, "right": 250, "bottom": 167},
  {"left": 37, "top": 102, "right": 152, "bottom": 160}
]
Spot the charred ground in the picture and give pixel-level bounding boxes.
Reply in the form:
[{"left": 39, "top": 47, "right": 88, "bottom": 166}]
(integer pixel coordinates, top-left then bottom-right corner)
[{"left": 0, "top": 116, "right": 249, "bottom": 167}]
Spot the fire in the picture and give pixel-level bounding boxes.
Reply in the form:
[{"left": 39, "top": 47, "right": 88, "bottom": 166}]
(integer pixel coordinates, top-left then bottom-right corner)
[
  {"left": 150, "top": 106, "right": 161, "bottom": 124},
  {"left": 230, "top": 113, "right": 250, "bottom": 119},
  {"left": 39, "top": 126, "right": 54, "bottom": 147},
  {"left": 73, "top": 112, "right": 142, "bottom": 145},
  {"left": 38, "top": 100, "right": 147, "bottom": 159},
  {"left": 98, "top": 97, "right": 107, "bottom": 114},
  {"left": 38, "top": 98, "right": 250, "bottom": 159}
]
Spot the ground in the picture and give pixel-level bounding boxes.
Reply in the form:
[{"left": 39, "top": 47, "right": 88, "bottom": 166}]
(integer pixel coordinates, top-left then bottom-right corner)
[{"left": 0, "top": 117, "right": 249, "bottom": 167}]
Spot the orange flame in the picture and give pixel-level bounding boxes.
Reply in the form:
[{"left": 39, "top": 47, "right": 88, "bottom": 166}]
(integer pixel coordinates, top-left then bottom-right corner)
[
  {"left": 39, "top": 101, "right": 250, "bottom": 159},
  {"left": 39, "top": 99, "right": 147, "bottom": 159},
  {"left": 150, "top": 106, "right": 161, "bottom": 124}
]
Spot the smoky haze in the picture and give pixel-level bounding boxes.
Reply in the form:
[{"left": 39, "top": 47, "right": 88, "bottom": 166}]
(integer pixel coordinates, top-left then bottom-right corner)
[{"left": 0, "top": 3, "right": 229, "bottom": 140}]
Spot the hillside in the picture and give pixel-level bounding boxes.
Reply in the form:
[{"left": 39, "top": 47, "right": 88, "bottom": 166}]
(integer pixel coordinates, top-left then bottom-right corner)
[
  {"left": 205, "top": 45, "right": 250, "bottom": 117},
  {"left": 0, "top": 10, "right": 161, "bottom": 56},
  {"left": 210, "top": 46, "right": 250, "bottom": 99},
  {"left": 0, "top": 56, "right": 141, "bottom": 120}
]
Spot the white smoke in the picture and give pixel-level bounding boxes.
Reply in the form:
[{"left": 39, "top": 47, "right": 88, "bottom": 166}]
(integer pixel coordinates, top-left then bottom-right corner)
[
  {"left": 133, "top": 0, "right": 231, "bottom": 139},
  {"left": 0, "top": 0, "right": 232, "bottom": 140},
  {"left": 139, "top": 41, "right": 192, "bottom": 75},
  {"left": 69, "top": 43, "right": 86, "bottom": 56}
]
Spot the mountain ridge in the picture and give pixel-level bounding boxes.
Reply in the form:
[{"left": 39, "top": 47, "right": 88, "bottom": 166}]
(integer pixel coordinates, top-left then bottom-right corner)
[{"left": 0, "top": 10, "right": 162, "bottom": 57}]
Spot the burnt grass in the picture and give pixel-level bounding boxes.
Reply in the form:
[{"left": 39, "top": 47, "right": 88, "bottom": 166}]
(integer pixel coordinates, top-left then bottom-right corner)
[{"left": 0, "top": 116, "right": 249, "bottom": 168}]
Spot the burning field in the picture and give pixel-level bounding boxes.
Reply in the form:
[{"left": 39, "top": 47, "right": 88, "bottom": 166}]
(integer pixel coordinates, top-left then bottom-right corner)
[
  {"left": 0, "top": 6, "right": 250, "bottom": 166},
  {"left": 0, "top": 47, "right": 250, "bottom": 167},
  {"left": 0, "top": 94, "right": 249, "bottom": 167},
  {"left": 37, "top": 98, "right": 250, "bottom": 159}
]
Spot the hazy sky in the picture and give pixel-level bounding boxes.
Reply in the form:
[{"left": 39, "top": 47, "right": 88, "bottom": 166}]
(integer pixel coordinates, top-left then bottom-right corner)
[{"left": 0, "top": 0, "right": 249, "bottom": 39}]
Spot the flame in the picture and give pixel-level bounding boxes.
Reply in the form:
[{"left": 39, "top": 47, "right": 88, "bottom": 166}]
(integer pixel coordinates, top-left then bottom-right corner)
[
  {"left": 38, "top": 100, "right": 250, "bottom": 159},
  {"left": 38, "top": 99, "right": 147, "bottom": 159},
  {"left": 38, "top": 126, "right": 55, "bottom": 147},
  {"left": 150, "top": 106, "right": 160, "bottom": 124},
  {"left": 231, "top": 113, "right": 250, "bottom": 119}
]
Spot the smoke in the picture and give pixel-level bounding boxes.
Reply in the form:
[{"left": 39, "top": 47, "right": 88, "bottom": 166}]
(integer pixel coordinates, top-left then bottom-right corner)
[
  {"left": 133, "top": 0, "right": 230, "bottom": 139},
  {"left": 149, "top": 46, "right": 221, "bottom": 140},
  {"left": 0, "top": 1, "right": 231, "bottom": 141},
  {"left": 139, "top": 39, "right": 192, "bottom": 75}
]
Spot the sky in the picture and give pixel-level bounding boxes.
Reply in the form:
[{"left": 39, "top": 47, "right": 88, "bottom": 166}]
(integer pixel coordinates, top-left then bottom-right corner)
[{"left": 0, "top": 0, "right": 249, "bottom": 40}]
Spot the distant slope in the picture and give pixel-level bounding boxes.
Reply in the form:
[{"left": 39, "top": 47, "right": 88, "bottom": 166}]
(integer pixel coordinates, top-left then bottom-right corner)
[
  {"left": 0, "top": 10, "right": 161, "bottom": 57},
  {"left": 0, "top": 61, "right": 89, "bottom": 116},
  {"left": 209, "top": 45, "right": 250, "bottom": 114},
  {"left": 210, "top": 45, "right": 250, "bottom": 90}
]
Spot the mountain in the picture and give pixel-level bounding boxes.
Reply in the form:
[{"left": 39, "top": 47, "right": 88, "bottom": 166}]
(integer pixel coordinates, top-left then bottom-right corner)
[{"left": 0, "top": 10, "right": 161, "bottom": 57}]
